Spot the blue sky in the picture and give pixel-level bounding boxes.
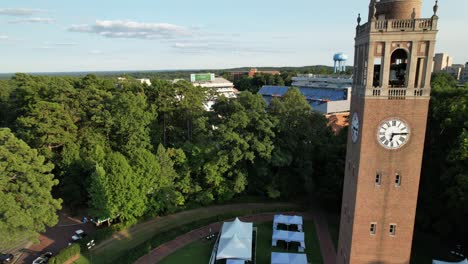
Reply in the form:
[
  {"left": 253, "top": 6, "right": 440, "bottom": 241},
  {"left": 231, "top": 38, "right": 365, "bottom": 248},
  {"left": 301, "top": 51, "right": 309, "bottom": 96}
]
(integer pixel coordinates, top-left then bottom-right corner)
[{"left": 0, "top": 0, "right": 466, "bottom": 73}]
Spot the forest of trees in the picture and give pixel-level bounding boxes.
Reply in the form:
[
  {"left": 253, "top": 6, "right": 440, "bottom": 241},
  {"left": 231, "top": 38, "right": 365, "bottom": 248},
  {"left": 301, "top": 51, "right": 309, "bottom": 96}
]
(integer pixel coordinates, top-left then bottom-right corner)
[
  {"left": 0, "top": 72, "right": 466, "bottom": 249},
  {"left": 0, "top": 73, "right": 345, "bottom": 248}
]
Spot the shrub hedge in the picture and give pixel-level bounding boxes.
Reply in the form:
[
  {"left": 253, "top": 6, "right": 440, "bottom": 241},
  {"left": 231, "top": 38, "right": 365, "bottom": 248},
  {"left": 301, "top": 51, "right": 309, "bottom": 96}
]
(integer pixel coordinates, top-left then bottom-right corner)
[{"left": 48, "top": 243, "right": 80, "bottom": 264}]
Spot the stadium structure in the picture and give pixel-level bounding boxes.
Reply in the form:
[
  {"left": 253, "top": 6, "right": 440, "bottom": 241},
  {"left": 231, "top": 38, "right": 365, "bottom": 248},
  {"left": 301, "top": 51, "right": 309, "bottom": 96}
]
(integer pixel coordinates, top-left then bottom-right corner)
[{"left": 258, "top": 74, "right": 352, "bottom": 115}]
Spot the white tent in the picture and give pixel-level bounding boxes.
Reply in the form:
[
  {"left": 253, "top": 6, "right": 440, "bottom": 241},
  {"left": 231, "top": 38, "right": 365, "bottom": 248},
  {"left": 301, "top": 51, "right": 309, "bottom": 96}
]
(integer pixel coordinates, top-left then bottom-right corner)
[
  {"left": 226, "top": 259, "right": 245, "bottom": 264},
  {"left": 271, "top": 252, "right": 308, "bottom": 264},
  {"left": 221, "top": 218, "right": 252, "bottom": 239},
  {"left": 433, "top": 259, "right": 468, "bottom": 264},
  {"left": 273, "top": 215, "right": 303, "bottom": 231},
  {"left": 216, "top": 218, "right": 253, "bottom": 261},
  {"left": 272, "top": 230, "right": 305, "bottom": 248}
]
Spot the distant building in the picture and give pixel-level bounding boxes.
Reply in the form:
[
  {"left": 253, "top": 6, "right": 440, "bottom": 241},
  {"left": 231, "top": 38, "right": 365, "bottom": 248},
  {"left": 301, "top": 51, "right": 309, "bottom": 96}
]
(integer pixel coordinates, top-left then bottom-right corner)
[
  {"left": 248, "top": 68, "right": 280, "bottom": 77},
  {"left": 433, "top": 53, "right": 453, "bottom": 72},
  {"left": 446, "top": 64, "right": 464, "bottom": 80},
  {"left": 191, "top": 74, "right": 237, "bottom": 111},
  {"left": 461, "top": 63, "right": 468, "bottom": 83},
  {"left": 117, "top": 77, "right": 152, "bottom": 86},
  {"left": 258, "top": 74, "right": 352, "bottom": 115},
  {"left": 231, "top": 68, "right": 281, "bottom": 82},
  {"left": 136, "top": 78, "right": 152, "bottom": 86},
  {"left": 433, "top": 53, "right": 468, "bottom": 81}
]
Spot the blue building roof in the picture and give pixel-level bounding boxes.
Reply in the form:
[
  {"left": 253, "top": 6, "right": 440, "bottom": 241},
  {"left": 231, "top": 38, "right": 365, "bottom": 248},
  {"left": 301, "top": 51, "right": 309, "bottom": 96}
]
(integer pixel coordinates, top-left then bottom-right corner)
[{"left": 259, "top": 86, "right": 347, "bottom": 102}]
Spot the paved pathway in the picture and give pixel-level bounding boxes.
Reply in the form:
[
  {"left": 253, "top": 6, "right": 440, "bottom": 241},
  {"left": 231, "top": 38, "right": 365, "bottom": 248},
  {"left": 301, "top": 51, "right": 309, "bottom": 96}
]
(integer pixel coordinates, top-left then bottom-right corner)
[
  {"left": 313, "top": 212, "right": 337, "bottom": 264},
  {"left": 135, "top": 211, "right": 337, "bottom": 264}
]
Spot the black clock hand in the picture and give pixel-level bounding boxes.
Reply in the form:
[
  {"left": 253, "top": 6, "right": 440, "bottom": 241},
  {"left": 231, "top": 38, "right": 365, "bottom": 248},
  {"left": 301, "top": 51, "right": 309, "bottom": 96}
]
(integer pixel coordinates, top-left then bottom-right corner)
[{"left": 393, "top": 133, "right": 408, "bottom": 136}]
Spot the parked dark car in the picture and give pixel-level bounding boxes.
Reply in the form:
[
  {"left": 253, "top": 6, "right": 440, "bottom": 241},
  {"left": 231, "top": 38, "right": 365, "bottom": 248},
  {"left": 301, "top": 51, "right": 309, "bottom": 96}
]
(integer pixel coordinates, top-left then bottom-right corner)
[
  {"left": 32, "top": 252, "right": 53, "bottom": 264},
  {"left": 0, "top": 253, "right": 14, "bottom": 264}
]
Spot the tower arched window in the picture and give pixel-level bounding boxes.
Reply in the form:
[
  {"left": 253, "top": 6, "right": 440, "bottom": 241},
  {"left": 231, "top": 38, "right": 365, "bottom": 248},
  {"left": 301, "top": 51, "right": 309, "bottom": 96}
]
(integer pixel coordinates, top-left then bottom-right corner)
[{"left": 389, "top": 49, "right": 408, "bottom": 88}]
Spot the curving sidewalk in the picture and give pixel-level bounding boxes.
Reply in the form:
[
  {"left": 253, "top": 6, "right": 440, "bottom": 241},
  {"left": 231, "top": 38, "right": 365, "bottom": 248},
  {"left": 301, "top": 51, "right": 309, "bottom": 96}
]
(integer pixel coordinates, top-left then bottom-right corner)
[{"left": 135, "top": 211, "right": 336, "bottom": 264}]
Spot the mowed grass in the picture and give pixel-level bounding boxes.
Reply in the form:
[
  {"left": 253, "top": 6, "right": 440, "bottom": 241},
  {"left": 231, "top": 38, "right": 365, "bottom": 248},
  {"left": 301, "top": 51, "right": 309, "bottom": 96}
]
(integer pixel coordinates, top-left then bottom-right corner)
[
  {"left": 256, "top": 221, "right": 323, "bottom": 264},
  {"left": 160, "top": 220, "right": 323, "bottom": 264},
  {"left": 88, "top": 203, "right": 298, "bottom": 263},
  {"left": 159, "top": 240, "right": 215, "bottom": 264}
]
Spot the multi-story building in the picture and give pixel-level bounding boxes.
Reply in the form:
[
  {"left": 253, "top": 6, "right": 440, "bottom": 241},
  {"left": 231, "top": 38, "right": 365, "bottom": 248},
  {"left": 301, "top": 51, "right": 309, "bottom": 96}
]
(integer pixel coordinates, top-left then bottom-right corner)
[
  {"left": 433, "top": 53, "right": 453, "bottom": 72},
  {"left": 337, "top": 0, "right": 439, "bottom": 263},
  {"left": 461, "top": 63, "right": 468, "bottom": 83},
  {"left": 231, "top": 68, "right": 281, "bottom": 82},
  {"left": 445, "top": 64, "right": 464, "bottom": 80},
  {"left": 191, "top": 74, "right": 237, "bottom": 111}
]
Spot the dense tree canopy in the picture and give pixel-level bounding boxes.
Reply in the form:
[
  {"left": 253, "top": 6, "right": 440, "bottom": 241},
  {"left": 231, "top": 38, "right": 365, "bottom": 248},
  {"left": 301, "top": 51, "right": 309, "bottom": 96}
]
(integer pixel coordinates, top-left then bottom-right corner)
[
  {"left": 0, "top": 128, "right": 62, "bottom": 248},
  {"left": 5, "top": 71, "right": 466, "bottom": 249},
  {"left": 418, "top": 73, "right": 468, "bottom": 243}
]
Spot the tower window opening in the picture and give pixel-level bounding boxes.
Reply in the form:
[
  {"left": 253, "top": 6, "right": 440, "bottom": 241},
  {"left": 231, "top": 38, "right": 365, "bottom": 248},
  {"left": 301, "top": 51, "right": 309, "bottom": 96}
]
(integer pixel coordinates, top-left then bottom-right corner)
[
  {"left": 373, "top": 57, "right": 382, "bottom": 87},
  {"left": 395, "top": 174, "right": 402, "bottom": 187},
  {"left": 389, "top": 49, "right": 408, "bottom": 88},
  {"left": 375, "top": 173, "right": 382, "bottom": 186},
  {"left": 370, "top": 223, "right": 377, "bottom": 235},
  {"left": 390, "top": 224, "right": 397, "bottom": 236},
  {"left": 414, "top": 58, "right": 424, "bottom": 88}
]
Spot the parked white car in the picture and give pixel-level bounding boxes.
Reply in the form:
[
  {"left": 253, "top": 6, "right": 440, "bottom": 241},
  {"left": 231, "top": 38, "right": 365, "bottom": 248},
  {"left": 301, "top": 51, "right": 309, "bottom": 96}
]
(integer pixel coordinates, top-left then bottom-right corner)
[{"left": 71, "top": 229, "right": 86, "bottom": 241}]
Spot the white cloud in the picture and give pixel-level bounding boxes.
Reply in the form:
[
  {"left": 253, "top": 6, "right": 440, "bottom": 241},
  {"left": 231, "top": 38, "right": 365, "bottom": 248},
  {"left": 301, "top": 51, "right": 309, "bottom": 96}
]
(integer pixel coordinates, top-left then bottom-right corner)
[
  {"left": 0, "top": 8, "right": 45, "bottom": 16},
  {"left": 8, "top": 17, "right": 55, "bottom": 24},
  {"left": 89, "top": 50, "right": 103, "bottom": 55},
  {"left": 68, "top": 20, "right": 191, "bottom": 39},
  {"left": 0, "top": 35, "right": 8, "bottom": 40},
  {"left": 45, "top": 42, "right": 77, "bottom": 46}
]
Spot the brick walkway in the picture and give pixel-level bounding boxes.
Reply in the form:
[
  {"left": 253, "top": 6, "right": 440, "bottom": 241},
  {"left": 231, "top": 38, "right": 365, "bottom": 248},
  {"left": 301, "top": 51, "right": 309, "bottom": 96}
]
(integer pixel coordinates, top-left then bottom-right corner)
[
  {"left": 313, "top": 212, "right": 337, "bottom": 264},
  {"left": 135, "top": 211, "right": 337, "bottom": 264}
]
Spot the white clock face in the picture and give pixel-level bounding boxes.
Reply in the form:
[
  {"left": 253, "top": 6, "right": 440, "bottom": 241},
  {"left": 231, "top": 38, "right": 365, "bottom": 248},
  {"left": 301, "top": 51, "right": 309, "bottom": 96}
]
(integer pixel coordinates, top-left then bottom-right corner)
[
  {"left": 351, "top": 112, "right": 359, "bottom": 143},
  {"left": 377, "top": 118, "right": 410, "bottom": 149}
]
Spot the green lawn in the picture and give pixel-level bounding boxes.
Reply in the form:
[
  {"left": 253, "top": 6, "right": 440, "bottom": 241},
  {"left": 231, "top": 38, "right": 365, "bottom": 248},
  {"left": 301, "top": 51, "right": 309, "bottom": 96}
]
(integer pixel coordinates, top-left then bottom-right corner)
[
  {"left": 83, "top": 203, "right": 299, "bottom": 264},
  {"left": 160, "top": 220, "right": 323, "bottom": 264},
  {"left": 159, "top": 240, "right": 215, "bottom": 264}
]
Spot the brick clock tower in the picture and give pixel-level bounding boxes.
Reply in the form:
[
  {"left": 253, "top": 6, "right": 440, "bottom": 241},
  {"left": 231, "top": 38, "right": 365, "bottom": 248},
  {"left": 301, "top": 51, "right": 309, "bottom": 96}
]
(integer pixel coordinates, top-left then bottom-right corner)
[{"left": 337, "top": 0, "right": 439, "bottom": 263}]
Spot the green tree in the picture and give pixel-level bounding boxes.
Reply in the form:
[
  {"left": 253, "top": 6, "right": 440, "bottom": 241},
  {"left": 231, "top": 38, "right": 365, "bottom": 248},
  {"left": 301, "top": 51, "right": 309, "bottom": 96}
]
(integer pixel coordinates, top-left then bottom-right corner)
[
  {"left": 16, "top": 101, "right": 78, "bottom": 156},
  {"left": 88, "top": 152, "right": 146, "bottom": 221},
  {"left": 418, "top": 73, "right": 468, "bottom": 242},
  {"left": 265, "top": 88, "right": 332, "bottom": 198},
  {"left": 203, "top": 92, "right": 275, "bottom": 201},
  {"left": 105, "top": 92, "right": 155, "bottom": 154},
  {"left": 0, "top": 128, "right": 62, "bottom": 248}
]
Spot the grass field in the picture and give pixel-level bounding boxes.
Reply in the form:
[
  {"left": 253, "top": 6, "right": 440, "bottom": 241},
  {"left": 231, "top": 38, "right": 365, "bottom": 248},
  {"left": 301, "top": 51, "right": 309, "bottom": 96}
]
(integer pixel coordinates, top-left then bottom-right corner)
[
  {"left": 159, "top": 240, "right": 215, "bottom": 264},
  {"left": 160, "top": 221, "right": 323, "bottom": 264}
]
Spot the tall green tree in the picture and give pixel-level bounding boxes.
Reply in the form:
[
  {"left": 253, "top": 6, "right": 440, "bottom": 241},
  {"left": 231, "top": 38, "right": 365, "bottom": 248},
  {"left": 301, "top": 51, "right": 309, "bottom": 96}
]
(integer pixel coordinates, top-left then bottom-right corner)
[
  {"left": 88, "top": 152, "right": 146, "bottom": 221},
  {"left": 418, "top": 73, "right": 468, "bottom": 242},
  {"left": 202, "top": 92, "right": 275, "bottom": 201},
  {"left": 0, "top": 128, "right": 62, "bottom": 248},
  {"left": 16, "top": 101, "right": 78, "bottom": 156},
  {"left": 104, "top": 92, "right": 155, "bottom": 154},
  {"left": 265, "top": 88, "right": 333, "bottom": 199}
]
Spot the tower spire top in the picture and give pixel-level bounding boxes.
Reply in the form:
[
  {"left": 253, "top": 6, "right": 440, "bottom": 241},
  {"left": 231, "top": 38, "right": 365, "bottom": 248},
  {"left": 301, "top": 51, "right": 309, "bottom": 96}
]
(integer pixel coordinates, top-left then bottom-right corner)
[{"left": 373, "top": 0, "right": 423, "bottom": 20}]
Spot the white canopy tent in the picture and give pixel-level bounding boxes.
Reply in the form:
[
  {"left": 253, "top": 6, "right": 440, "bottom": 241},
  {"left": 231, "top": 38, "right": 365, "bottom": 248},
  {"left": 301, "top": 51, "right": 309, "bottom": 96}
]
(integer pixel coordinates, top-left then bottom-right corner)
[
  {"left": 216, "top": 218, "right": 253, "bottom": 261},
  {"left": 271, "top": 252, "right": 308, "bottom": 264},
  {"left": 272, "top": 230, "right": 305, "bottom": 248},
  {"left": 273, "top": 215, "right": 303, "bottom": 231},
  {"left": 433, "top": 259, "right": 468, "bottom": 264},
  {"left": 226, "top": 259, "right": 246, "bottom": 264}
]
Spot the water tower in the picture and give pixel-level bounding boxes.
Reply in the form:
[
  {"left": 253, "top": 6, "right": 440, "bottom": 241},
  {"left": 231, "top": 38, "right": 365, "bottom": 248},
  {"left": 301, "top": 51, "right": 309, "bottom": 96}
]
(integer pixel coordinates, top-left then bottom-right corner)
[{"left": 333, "top": 52, "right": 348, "bottom": 73}]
